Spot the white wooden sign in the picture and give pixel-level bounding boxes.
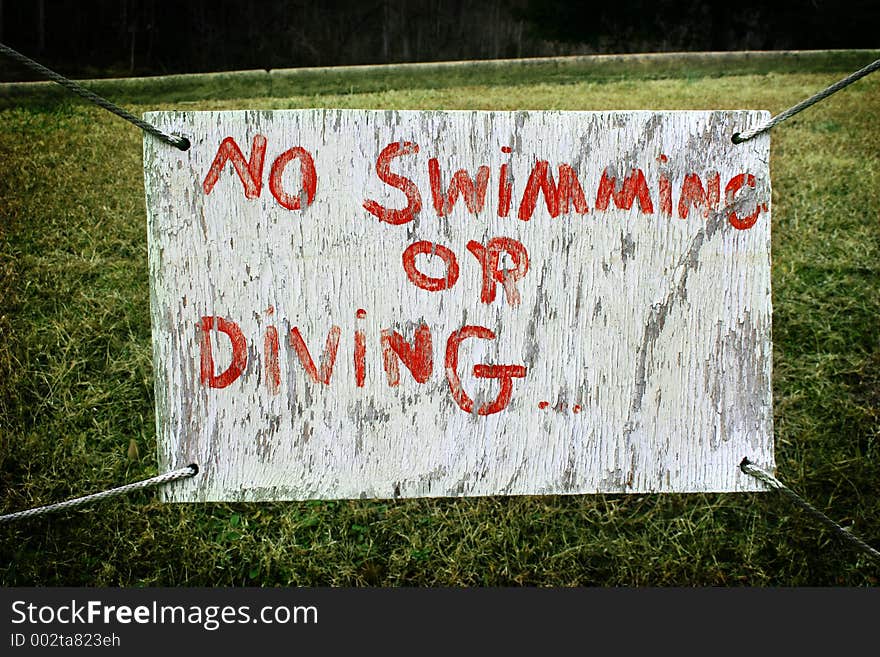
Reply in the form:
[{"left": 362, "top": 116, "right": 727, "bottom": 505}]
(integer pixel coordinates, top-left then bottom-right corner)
[{"left": 144, "top": 109, "right": 774, "bottom": 501}]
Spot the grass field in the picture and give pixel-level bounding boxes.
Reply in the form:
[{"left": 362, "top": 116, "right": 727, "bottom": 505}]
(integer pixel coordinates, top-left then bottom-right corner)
[{"left": 1, "top": 55, "right": 878, "bottom": 586}]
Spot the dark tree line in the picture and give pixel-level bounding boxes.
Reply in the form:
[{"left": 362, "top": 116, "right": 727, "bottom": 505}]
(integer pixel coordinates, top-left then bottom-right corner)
[
  {"left": 1, "top": 0, "right": 877, "bottom": 81},
  {"left": 521, "top": 0, "right": 880, "bottom": 54}
]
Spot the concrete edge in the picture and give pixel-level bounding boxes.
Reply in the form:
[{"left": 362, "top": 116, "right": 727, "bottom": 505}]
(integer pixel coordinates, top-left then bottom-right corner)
[{"left": 1, "top": 49, "right": 878, "bottom": 105}]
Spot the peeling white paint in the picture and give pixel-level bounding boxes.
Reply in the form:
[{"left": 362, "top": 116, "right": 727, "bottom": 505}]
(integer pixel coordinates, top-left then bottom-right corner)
[{"left": 144, "top": 109, "right": 774, "bottom": 501}]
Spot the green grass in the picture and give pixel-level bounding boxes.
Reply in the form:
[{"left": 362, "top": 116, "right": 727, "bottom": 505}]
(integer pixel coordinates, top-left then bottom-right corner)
[{"left": 1, "top": 60, "right": 879, "bottom": 585}]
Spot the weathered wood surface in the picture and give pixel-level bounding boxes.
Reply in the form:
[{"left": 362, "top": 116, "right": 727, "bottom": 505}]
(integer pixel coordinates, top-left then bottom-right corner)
[{"left": 143, "top": 109, "right": 773, "bottom": 501}]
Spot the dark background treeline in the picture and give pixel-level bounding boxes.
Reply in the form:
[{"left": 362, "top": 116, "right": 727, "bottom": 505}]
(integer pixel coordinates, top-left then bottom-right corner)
[{"left": 1, "top": 0, "right": 878, "bottom": 81}]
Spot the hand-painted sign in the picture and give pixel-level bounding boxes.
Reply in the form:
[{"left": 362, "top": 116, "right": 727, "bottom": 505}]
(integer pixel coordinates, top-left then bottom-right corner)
[{"left": 144, "top": 109, "right": 773, "bottom": 501}]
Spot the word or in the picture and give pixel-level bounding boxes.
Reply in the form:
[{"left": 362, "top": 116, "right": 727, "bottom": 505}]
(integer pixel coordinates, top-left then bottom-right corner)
[{"left": 402, "top": 237, "right": 529, "bottom": 305}]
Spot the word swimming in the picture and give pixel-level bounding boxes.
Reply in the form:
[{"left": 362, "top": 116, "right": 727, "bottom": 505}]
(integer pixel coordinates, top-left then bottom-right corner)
[
  {"left": 202, "top": 136, "right": 767, "bottom": 229},
  {"left": 199, "top": 311, "right": 526, "bottom": 416}
]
